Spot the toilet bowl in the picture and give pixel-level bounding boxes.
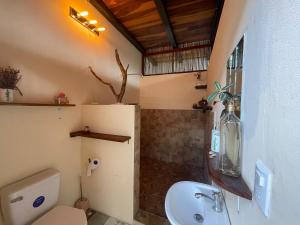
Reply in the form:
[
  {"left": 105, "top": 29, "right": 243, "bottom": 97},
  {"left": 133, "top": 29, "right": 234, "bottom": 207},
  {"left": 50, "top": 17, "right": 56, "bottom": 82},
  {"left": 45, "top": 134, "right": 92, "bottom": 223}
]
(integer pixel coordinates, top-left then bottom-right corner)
[
  {"left": 32, "top": 205, "right": 87, "bottom": 225},
  {"left": 0, "top": 169, "right": 87, "bottom": 225}
]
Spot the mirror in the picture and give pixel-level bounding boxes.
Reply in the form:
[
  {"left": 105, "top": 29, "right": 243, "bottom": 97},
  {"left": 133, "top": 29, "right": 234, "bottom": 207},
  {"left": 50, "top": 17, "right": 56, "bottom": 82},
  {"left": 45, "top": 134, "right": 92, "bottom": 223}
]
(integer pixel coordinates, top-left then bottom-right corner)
[{"left": 226, "top": 37, "right": 244, "bottom": 117}]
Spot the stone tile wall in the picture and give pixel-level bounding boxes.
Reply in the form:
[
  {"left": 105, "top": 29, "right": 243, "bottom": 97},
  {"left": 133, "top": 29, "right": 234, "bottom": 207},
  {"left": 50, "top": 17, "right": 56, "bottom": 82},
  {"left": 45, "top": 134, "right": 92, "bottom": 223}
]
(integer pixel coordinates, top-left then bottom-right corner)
[{"left": 141, "top": 109, "right": 207, "bottom": 167}]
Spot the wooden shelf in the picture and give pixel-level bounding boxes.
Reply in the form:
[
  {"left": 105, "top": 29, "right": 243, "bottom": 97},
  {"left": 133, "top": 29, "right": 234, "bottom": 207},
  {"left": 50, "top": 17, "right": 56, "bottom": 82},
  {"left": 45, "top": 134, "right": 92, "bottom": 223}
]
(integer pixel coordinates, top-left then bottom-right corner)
[
  {"left": 0, "top": 102, "right": 76, "bottom": 107},
  {"left": 206, "top": 149, "right": 252, "bottom": 200},
  {"left": 192, "top": 105, "right": 212, "bottom": 111},
  {"left": 70, "top": 131, "right": 131, "bottom": 143},
  {"left": 195, "top": 85, "right": 208, "bottom": 90}
]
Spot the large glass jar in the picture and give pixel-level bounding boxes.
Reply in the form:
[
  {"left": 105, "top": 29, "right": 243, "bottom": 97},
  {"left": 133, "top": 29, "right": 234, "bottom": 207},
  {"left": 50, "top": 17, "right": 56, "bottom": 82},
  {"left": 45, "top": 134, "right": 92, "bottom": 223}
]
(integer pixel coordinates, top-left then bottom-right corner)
[{"left": 218, "top": 102, "right": 242, "bottom": 177}]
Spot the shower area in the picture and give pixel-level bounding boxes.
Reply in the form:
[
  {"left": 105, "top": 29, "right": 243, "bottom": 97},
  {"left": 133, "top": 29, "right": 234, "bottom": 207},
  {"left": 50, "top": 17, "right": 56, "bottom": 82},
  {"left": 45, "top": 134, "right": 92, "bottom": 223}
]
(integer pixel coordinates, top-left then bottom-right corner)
[{"left": 139, "top": 109, "right": 207, "bottom": 217}]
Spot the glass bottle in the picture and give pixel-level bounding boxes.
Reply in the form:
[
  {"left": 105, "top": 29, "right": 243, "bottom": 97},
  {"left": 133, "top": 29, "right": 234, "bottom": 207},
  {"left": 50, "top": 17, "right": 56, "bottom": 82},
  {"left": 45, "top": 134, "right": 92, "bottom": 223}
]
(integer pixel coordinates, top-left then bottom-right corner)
[{"left": 219, "top": 102, "right": 242, "bottom": 177}]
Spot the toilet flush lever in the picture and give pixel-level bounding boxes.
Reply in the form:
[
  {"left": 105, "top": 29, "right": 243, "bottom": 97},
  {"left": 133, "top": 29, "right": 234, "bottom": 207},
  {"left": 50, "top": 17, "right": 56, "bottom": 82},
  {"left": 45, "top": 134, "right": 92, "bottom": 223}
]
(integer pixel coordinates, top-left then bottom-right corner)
[{"left": 10, "top": 196, "right": 23, "bottom": 203}]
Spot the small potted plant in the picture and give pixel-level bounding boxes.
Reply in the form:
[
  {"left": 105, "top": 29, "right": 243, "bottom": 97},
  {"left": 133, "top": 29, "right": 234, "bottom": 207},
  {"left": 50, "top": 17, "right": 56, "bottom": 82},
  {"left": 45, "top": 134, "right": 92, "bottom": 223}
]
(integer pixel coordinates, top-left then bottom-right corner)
[
  {"left": 0, "top": 67, "right": 23, "bottom": 103},
  {"left": 208, "top": 81, "right": 242, "bottom": 117},
  {"left": 54, "top": 92, "right": 69, "bottom": 105}
]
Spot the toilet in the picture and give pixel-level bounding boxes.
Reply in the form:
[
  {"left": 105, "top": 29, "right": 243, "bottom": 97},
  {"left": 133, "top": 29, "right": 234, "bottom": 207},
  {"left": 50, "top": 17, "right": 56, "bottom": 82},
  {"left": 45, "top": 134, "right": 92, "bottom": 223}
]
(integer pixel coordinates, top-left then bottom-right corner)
[{"left": 0, "top": 169, "right": 87, "bottom": 225}]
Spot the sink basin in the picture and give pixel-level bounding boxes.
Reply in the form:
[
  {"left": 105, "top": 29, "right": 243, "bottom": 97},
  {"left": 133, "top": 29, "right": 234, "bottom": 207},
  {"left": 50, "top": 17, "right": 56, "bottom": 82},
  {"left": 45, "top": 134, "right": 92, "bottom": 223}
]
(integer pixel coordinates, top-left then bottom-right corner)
[{"left": 165, "top": 181, "right": 230, "bottom": 225}]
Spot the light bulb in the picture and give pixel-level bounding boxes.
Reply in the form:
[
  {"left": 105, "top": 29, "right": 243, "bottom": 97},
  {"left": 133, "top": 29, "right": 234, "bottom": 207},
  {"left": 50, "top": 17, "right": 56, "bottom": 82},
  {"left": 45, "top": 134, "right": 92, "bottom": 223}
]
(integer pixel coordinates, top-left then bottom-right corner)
[
  {"left": 77, "top": 11, "right": 89, "bottom": 17},
  {"left": 88, "top": 20, "right": 98, "bottom": 25},
  {"left": 94, "top": 27, "right": 106, "bottom": 32}
]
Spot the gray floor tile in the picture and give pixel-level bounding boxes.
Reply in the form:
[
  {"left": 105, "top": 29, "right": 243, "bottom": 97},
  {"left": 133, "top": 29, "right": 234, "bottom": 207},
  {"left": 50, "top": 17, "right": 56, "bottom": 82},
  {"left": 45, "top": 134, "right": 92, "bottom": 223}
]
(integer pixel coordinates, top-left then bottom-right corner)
[{"left": 88, "top": 211, "right": 110, "bottom": 225}]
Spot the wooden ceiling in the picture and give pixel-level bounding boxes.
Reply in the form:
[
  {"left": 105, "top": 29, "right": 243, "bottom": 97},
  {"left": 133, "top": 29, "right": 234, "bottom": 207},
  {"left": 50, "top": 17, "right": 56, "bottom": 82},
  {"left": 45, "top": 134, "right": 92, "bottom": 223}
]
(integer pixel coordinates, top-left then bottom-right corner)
[
  {"left": 91, "top": 0, "right": 223, "bottom": 52},
  {"left": 103, "top": 0, "right": 169, "bottom": 49}
]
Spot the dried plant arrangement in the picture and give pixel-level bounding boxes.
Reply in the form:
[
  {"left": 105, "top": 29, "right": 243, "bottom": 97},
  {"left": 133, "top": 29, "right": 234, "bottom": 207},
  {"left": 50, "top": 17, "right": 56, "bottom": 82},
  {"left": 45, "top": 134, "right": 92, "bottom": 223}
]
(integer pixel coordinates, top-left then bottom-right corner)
[
  {"left": 0, "top": 66, "right": 23, "bottom": 96},
  {"left": 88, "top": 49, "right": 128, "bottom": 103}
]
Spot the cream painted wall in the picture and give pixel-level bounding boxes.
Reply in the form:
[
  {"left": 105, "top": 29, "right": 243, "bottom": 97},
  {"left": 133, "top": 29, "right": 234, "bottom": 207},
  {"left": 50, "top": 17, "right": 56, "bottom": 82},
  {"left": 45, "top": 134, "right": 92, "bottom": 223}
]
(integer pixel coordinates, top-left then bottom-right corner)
[
  {"left": 208, "top": 1, "right": 300, "bottom": 225},
  {"left": 0, "top": 1, "right": 141, "bottom": 224},
  {"left": 81, "top": 105, "right": 137, "bottom": 224},
  {"left": 0, "top": 106, "right": 82, "bottom": 225},
  {"left": 140, "top": 72, "right": 207, "bottom": 109},
  {"left": 0, "top": 0, "right": 141, "bottom": 105}
]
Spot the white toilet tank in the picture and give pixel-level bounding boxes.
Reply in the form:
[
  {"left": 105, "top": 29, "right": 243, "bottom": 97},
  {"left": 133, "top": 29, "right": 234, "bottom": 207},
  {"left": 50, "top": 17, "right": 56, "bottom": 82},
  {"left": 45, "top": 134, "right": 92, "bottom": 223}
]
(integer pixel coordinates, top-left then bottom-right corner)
[{"left": 0, "top": 169, "right": 60, "bottom": 225}]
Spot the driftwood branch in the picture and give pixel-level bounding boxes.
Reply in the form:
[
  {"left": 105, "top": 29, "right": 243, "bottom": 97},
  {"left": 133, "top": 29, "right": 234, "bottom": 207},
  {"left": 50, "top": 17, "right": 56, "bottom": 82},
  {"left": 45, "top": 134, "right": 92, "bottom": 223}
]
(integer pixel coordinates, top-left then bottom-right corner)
[{"left": 89, "top": 49, "right": 129, "bottom": 103}]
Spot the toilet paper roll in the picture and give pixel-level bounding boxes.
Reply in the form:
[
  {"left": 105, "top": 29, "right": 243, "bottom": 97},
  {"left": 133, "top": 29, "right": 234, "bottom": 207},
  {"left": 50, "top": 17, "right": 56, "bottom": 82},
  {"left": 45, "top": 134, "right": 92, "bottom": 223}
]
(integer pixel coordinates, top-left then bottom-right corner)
[{"left": 87, "top": 158, "right": 100, "bottom": 176}]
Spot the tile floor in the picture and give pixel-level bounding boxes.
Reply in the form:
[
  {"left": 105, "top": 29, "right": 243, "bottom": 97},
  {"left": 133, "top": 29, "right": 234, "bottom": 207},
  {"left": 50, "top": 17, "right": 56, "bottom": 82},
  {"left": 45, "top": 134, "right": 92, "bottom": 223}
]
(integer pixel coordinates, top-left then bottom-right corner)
[
  {"left": 88, "top": 211, "right": 140, "bottom": 225},
  {"left": 135, "top": 209, "right": 170, "bottom": 225},
  {"left": 140, "top": 157, "right": 205, "bottom": 217},
  {"left": 88, "top": 211, "right": 111, "bottom": 225},
  {"left": 87, "top": 210, "right": 169, "bottom": 225}
]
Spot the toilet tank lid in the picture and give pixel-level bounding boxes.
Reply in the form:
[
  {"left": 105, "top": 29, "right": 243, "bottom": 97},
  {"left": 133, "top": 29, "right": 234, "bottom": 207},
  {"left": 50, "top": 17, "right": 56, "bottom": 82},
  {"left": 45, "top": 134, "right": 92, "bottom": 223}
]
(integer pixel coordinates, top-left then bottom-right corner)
[
  {"left": 0, "top": 168, "right": 60, "bottom": 196},
  {"left": 31, "top": 206, "right": 87, "bottom": 225}
]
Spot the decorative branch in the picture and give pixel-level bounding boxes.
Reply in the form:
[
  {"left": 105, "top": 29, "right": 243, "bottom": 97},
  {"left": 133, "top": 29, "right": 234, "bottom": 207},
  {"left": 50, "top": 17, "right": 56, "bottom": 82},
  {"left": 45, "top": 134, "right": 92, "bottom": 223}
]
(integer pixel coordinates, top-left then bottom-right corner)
[
  {"left": 89, "top": 49, "right": 129, "bottom": 103},
  {"left": 88, "top": 66, "right": 118, "bottom": 99}
]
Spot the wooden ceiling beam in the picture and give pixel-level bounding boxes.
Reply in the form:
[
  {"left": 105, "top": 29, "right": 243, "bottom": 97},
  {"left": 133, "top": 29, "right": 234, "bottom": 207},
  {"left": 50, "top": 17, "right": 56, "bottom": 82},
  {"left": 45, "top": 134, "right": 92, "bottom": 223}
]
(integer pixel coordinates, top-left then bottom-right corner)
[
  {"left": 153, "top": 0, "right": 177, "bottom": 48},
  {"left": 89, "top": 0, "right": 145, "bottom": 53},
  {"left": 143, "top": 43, "right": 211, "bottom": 56}
]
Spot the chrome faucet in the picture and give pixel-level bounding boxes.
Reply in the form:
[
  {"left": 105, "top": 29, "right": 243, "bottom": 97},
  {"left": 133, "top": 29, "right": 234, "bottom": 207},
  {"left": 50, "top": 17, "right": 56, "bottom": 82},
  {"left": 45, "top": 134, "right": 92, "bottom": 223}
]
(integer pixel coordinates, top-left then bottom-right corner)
[{"left": 195, "top": 191, "right": 223, "bottom": 213}]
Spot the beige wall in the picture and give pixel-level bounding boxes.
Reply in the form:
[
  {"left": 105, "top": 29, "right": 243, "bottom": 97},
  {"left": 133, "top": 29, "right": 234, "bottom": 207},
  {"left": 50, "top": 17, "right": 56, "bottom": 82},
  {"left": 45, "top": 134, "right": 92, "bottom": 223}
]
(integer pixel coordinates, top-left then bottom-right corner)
[
  {"left": 140, "top": 72, "right": 207, "bottom": 109},
  {"left": 81, "top": 105, "right": 137, "bottom": 224},
  {"left": 0, "top": 106, "right": 82, "bottom": 225},
  {"left": 0, "top": 0, "right": 141, "bottom": 105},
  {"left": 208, "top": 0, "right": 300, "bottom": 225},
  {"left": 0, "top": 0, "right": 142, "bottom": 224}
]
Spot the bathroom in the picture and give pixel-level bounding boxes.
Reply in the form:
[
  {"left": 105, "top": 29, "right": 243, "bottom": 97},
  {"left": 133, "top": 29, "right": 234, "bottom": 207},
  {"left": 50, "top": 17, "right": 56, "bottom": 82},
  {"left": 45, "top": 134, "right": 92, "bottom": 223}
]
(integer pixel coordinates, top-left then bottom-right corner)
[{"left": 0, "top": 1, "right": 300, "bottom": 225}]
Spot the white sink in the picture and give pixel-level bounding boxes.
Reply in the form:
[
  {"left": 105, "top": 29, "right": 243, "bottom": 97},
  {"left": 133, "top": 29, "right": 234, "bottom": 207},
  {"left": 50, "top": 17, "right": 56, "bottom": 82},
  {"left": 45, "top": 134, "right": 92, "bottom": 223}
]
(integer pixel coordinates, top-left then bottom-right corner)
[{"left": 165, "top": 181, "right": 230, "bottom": 225}]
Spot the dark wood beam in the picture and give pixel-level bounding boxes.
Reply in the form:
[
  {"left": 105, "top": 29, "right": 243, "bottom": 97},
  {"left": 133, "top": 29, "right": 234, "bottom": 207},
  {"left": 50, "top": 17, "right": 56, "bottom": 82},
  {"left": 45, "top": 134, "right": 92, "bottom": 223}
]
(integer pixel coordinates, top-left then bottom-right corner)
[
  {"left": 143, "top": 43, "right": 211, "bottom": 56},
  {"left": 89, "top": 0, "right": 145, "bottom": 53},
  {"left": 210, "top": 0, "right": 224, "bottom": 46},
  {"left": 153, "top": 0, "right": 177, "bottom": 48}
]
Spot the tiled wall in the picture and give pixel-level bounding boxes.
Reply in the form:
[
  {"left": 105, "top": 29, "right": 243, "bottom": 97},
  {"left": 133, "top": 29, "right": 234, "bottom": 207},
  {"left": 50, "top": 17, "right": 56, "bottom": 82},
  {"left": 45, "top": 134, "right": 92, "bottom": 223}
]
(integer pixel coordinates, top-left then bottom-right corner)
[
  {"left": 141, "top": 109, "right": 207, "bottom": 167},
  {"left": 204, "top": 111, "right": 214, "bottom": 183}
]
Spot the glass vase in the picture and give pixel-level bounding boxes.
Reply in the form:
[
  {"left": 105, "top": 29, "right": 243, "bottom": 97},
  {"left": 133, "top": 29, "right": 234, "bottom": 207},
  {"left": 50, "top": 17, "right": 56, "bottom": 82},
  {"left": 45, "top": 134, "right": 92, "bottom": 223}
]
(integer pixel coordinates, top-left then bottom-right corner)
[
  {"left": 218, "top": 102, "right": 242, "bottom": 177},
  {"left": 0, "top": 89, "right": 14, "bottom": 103}
]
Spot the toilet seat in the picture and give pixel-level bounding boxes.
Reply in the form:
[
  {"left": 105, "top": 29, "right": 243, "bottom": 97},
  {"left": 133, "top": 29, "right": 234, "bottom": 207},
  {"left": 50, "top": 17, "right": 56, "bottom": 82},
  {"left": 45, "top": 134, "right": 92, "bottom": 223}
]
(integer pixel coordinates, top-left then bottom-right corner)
[{"left": 31, "top": 205, "right": 87, "bottom": 225}]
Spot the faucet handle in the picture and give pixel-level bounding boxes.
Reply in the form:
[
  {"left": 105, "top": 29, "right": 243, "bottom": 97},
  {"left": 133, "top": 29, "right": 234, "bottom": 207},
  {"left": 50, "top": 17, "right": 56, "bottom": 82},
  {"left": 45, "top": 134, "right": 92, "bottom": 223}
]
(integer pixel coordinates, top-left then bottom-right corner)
[
  {"left": 212, "top": 190, "right": 220, "bottom": 195},
  {"left": 194, "top": 192, "right": 202, "bottom": 199},
  {"left": 212, "top": 191, "right": 223, "bottom": 213}
]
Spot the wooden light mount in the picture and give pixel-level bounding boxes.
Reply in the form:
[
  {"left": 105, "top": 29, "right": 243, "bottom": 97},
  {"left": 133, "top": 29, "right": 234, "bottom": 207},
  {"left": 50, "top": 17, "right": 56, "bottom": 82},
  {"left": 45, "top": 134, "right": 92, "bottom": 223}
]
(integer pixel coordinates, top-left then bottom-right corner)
[{"left": 89, "top": 49, "right": 129, "bottom": 103}]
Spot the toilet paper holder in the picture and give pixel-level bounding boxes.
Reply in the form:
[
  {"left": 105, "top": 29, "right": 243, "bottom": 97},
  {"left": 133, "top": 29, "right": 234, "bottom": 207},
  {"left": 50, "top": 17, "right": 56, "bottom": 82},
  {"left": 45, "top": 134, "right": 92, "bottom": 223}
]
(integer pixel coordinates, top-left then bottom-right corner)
[{"left": 87, "top": 158, "right": 100, "bottom": 176}]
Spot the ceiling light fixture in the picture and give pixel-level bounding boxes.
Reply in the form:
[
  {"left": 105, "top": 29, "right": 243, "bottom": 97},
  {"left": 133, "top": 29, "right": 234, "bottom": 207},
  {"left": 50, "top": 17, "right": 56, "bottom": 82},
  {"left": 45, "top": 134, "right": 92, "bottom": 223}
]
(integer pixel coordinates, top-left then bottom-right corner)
[
  {"left": 69, "top": 7, "right": 105, "bottom": 36},
  {"left": 87, "top": 20, "right": 98, "bottom": 25},
  {"left": 77, "top": 11, "right": 89, "bottom": 17},
  {"left": 93, "top": 27, "right": 106, "bottom": 32}
]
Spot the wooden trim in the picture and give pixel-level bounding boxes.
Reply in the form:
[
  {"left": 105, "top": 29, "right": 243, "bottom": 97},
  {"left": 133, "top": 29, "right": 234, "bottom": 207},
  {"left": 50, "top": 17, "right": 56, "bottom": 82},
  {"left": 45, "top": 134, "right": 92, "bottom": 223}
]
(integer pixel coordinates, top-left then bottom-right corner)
[
  {"left": 143, "top": 44, "right": 211, "bottom": 56},
  {"left": 143, "top": 69, "right": 207, "bottom": 76},
  {"left": 89, "top": 0, "right": 144, "bottom": 53},
  {"left": 70, "top": 131, "right": 131, "bottom": 143},
  {"left": 153, "top": 0, "right": 177, "bottom": 48}
]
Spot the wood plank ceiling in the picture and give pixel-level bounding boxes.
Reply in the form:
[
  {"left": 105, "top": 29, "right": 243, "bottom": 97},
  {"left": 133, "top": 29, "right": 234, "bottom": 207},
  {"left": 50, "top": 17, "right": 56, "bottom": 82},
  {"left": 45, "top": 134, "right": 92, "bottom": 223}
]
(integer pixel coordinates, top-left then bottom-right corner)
[
  {"left": 92, "top": 0, "right": 223, "bottom": 52},
  {"left": 103, "top": 0, "right": 169, "bottom": 49}
]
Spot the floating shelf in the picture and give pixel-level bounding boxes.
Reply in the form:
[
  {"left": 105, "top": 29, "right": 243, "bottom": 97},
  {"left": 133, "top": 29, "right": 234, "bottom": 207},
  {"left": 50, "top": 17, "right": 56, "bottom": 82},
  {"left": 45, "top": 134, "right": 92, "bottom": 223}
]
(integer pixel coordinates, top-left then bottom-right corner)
[
  {"left": 206, "top": 149, "right": 252, "bottom": 200},
  {"left": 70, "top": 131, "right": 131, "bottom": 143},
  {"left": 0, "top": 102, "right": 76, "bottom": 107},
  {"left": 192, "top": 105, "right": 212, "bottom": 111},
  {"left": 195, "top": 85, "right": 208, "bottom": 90}
]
